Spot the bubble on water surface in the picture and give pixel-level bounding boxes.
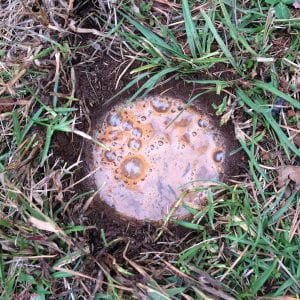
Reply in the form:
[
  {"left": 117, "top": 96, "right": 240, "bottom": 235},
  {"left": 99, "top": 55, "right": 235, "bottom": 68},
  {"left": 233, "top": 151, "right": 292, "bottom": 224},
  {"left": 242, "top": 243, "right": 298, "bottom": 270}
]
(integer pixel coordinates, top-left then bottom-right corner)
[
  {"left": 128, "top": 139, "right": 142, "bottom": 150},
  {"left": 213, "top": 150, "right": 225, "bottom": 162},
  {"left": 104, "top": 151, "right": 116, "bottom": 162},
  {"left": 107, "top": 113, "right": 122, "bottom": 126},
  {"left": 121, "top": 156, "right": 146, "bottom": 180},
  {"left": 151, "top": 97, "right": 170, "bottom": 112},
  {"left": 132, "top": 127, "right": 142, "bottom": 138}
]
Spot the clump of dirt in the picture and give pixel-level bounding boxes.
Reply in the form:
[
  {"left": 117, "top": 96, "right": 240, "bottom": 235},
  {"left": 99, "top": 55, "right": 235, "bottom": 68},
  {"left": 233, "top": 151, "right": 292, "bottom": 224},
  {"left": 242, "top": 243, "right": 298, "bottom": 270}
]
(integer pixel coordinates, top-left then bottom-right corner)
[{"left": 0, "top": 99, "right": 15, "bottom": 114}]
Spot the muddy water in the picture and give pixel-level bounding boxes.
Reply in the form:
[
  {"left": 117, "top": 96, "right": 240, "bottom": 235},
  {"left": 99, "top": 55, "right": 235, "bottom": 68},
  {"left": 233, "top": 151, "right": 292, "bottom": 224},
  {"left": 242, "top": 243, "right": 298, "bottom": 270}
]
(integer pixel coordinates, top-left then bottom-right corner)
[{"left": 91, "top": 96, "right": 226, "bottom": 221}]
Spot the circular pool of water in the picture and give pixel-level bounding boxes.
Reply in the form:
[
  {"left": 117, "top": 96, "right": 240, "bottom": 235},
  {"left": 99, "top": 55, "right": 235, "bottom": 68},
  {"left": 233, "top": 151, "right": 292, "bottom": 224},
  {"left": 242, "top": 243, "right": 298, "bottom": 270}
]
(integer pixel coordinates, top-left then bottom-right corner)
[{"left": 90, "top": 96, "right": 227, "bottom": 221}]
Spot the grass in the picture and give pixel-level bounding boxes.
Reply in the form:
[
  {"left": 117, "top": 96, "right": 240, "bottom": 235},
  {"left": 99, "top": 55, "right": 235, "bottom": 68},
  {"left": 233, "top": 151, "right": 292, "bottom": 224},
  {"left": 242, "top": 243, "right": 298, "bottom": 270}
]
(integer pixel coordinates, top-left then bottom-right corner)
[{"left": 0, "top": 0, "right": 300, "bottom": 299}]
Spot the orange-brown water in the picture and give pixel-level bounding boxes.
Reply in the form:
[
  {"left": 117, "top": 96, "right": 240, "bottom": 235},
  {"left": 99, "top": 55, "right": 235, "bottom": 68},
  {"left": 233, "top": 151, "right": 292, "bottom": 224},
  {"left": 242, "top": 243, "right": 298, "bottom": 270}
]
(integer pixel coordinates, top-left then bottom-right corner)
[{"left": 91, "top": 96, "right": 226, "bottom": 221}]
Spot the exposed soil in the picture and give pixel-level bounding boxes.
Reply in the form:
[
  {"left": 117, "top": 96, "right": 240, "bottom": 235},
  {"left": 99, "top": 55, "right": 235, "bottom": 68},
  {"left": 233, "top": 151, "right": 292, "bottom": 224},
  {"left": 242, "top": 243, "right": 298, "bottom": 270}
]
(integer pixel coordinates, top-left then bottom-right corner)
[
  {"left": 27, "top": 4, "right": 247, "bottom": 274},
  {"left": 0, "top": 99, "right": 15, "bottom": 114},
  {"left": 49, "top": 45, "right": 247, "bottom": 268}
]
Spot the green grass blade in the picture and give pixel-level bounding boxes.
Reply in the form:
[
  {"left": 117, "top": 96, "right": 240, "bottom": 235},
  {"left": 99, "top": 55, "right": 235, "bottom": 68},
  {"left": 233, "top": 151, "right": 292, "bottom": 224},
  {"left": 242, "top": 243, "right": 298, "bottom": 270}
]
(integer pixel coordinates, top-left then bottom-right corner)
[
  {"left": 20, "top": 107, "right": 44, "bottom": 141},
  {"left": 12, "top": 110, "right": 21, "bottom": 145},
  {"left": 40, "top": 126, "right": 53, "bottom": 165},
  {"left": 51, "top": 271, "right": 73, "bottom": 279},
  {"left": 125, "top": 67, "right": 178, "bottom": 104},
  {"left": 254, "top": 80, "right": 300, "bottom": 109},
  {"left": 207, "top": 188, "right": 215, "bottom": 229},
  {"left": 268, "top": 192, "right": 297, "bottom": 226},
  {"left": 237, "top": 88, "right": 300, "bottom": 156},
  {"left": 200, "top": 9, "right": 237, "bottom": 69},
  {"left": 33, "top": 47, "right": 54, "bottom": 60},
  {"left": 105, "top": 72, "right": 150, "bottom": 105},
  {"left": 166, "top": 89, "right": 213, "bottom": 129},
  {"left": 174, "top": 220, "right": 203, "bottom": 231},
  {"left": 187, "top": 79, "right": 231, "bottom": 92},
  {"left": 251, "top": 261, "right": 277, "bottom": 295},
  {"left": 119, "top": 11, "right": 185, "bottom": 58},
  {"left": 130, "top": 63, "right": 160, "bottom": 74},
  {"left": 219, "top": 2, "right": 257, "bottom": 56},
  {"left": 182, "top": 0, "right": 201, "bottom": 58}
]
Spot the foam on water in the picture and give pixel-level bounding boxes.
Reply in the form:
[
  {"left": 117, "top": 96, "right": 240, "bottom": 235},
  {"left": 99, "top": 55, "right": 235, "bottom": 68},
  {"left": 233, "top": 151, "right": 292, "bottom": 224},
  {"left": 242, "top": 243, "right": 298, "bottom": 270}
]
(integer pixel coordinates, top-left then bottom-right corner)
[{"left": 92, "top": 96, "right": 226, "bottom": 220}]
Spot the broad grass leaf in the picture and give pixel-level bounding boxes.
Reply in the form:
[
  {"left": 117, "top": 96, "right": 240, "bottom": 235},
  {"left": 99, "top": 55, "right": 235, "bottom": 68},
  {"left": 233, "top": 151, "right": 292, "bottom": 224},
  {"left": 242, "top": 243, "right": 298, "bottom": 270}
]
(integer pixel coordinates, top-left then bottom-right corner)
[{"left": 274, "top": 3, "right": 290, "bottom": 19}]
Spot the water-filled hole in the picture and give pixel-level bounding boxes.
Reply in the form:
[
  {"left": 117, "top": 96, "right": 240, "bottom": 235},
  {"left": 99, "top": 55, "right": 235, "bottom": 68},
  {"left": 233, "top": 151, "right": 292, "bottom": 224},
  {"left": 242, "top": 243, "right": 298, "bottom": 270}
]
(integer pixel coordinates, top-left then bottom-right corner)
[{"left": 91, "top": 96, "right": 227, "bottom": 221}]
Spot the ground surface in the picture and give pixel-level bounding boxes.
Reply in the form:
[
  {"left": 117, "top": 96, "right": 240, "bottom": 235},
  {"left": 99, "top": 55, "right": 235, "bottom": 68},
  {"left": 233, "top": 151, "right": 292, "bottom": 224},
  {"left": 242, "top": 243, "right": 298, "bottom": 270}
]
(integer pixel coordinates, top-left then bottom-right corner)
[{"left": 0, "top": 0, "right": 299, "bottom": 299}]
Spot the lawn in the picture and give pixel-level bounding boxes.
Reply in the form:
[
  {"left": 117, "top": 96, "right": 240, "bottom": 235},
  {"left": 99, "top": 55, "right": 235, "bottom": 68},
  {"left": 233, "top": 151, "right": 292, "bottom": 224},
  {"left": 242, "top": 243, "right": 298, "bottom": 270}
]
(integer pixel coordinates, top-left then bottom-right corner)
[{"left": 0, "top": 0, "right": 299, "bottom": 299}]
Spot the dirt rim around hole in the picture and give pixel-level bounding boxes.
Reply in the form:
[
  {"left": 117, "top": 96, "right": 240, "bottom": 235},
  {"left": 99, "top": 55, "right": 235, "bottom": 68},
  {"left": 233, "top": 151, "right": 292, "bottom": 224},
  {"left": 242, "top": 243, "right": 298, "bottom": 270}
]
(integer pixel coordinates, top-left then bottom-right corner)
[{"left": 52, "top": 53, "right": 246, "bottom": 262}]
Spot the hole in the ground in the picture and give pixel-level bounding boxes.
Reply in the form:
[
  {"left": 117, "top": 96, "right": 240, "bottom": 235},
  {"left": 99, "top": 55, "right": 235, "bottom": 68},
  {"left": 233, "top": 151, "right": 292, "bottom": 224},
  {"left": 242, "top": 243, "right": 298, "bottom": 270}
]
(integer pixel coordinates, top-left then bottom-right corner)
[
  {"left": 52, "top": 53, "right": 246, "bottom": 249},
  {"left": 87, "top": 95, "right": 232, "bottom": 221}
]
